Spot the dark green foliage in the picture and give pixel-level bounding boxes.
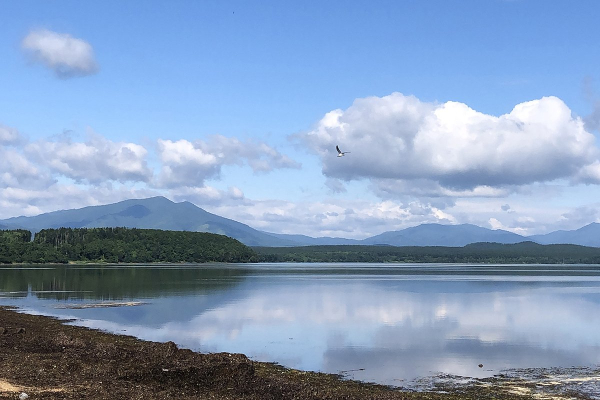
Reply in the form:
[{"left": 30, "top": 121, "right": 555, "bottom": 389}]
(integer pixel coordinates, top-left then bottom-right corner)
[
  {"left": 5, "top": 230, "right": 600, "bottom": 264},
  {"left": 0, "top": 229, "right": 31, "bottom": 243},
  {"left": 1, "top": 227, "right": 257, "bottom": 264},
  {"left": 0, "top": 230, "right": 34, "bottom": 264},
  {"left": 254, "top": 242, "right": 600, "bottom": 264}
]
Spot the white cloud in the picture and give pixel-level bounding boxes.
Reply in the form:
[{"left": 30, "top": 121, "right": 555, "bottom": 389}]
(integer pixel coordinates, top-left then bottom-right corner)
[
  {"left": 301, "top": 93, "right": 600, "bottom": 196},
  {"left": 2, "top": 112, "right": 599, "bottom": 238},
  {"left": 203, "top": 197, "right": 457, "bottom": 238},
  {"left": 559, "top": 205, "right": 600, "bottom": 228},
  {"left": 169, "top": 185, "right": 246, "bottom": 206},
  {"left": 0, "top": 125, "right": 22, "bottom": 145},
  {"left": 0, "top": 148, "right": 54, "bottom": 189},
  {"left": 0, "top": 126, "right": 304, "bottom": 224},
  {"left": 155, "top": 139, "right": 221, "bottom": 188},
  {"left": 26, "top": 133, "right": 152, "bottom": 184},
  {"left": 156, "top": 136, "right": 300, "bottom": 188},
  {"left": 22, "top": 29, "right": 98, "bottom": 78},
  {"left": 576, "top": 160, "right": 600, "bottom": 183},
  {"left": 488, "top": 217, "right": 506, "bottom": 230},
  {"left": 372, "top": 178, "right": 513, "bottom": 199}
]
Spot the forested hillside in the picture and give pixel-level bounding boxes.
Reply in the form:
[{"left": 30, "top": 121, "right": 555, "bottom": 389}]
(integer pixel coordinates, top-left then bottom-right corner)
[
  {"left": 0, "top": 228, "right": 258, "bottom": 264},
  {"left": 5, "top": 228, "right": 600, "bottom": 264},
  {"left": 254, "top": 242, "right": 600, "bottom": 264}
]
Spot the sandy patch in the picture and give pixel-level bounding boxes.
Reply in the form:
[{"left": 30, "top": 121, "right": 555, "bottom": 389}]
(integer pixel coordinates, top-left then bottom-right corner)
[
  {"left": 0, "top": 379, "right": 22, "bottom": 392},
  {"left": 0, "top": 379, "right": 66, "bottom": 395},
  {"left": 54, "top": 301, "right": 146, "bottom": 309}
]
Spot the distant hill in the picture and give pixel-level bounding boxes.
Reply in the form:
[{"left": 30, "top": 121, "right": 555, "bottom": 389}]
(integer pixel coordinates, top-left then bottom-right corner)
[
  {"left": 255, "top": 241, "right": 600, "bottom": 263},
  {"left": 1, "top": 196, "right": 599, "bottom": 247},
  {"left": 529, "top": 223, "right": 600, "bottom": 247},
  {"left": 0, "top": 197, "right": 296, "bottom": 247},
  {"left": 361, "top": 223, "right": 527, "bottom": 247},
  {"left": 266, "top": 233, "right": 361, "bottom": 246}
]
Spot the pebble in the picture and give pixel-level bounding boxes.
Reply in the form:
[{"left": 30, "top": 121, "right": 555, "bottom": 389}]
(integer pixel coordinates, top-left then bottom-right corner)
[{"left": 19, "top": 393, "right": 29, "bottom": 400}]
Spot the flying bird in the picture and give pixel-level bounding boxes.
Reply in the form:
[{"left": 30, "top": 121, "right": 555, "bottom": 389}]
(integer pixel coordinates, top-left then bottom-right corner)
[{"left": 336, "top": 145, "right": 350, "bottom": 157}]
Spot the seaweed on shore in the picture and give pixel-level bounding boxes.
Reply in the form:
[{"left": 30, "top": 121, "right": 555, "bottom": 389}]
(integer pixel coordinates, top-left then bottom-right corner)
[{"left": 1, "top": 306, "right": 596, "bottom": 400}]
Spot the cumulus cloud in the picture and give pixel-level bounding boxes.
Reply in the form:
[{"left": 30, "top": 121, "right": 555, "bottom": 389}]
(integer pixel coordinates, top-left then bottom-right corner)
[
  {"left": 156, "top": 135, "right": 300, "bottom": 188},
  {"left": 25, "top": 133, "right": 152, "bottom": 184},
  {"left": 170, "top": 185, "right": 246, "bottom": 206},
  {"left": 0, "top": 148, "right": 54, "bottom": 189},
  {"left": 372, "top": 178, "right": 512, "bottom": 199},
  {"left": 0, "top": 124, "right": 303, "bottom": 223},
  {"left": 204, "top": 197, "right": 457, "bottom": 239},
  {"left": 301, "top": 93, "right": 600, "bottom": 196},
  {"left": 559, "top": 205, "right": 600, "bottom": 228},
  {"left": 22, "top": 29, "right": 98, "bottom": 78},
  {"left": 0, "top": 124, "right": 22, "bottom": 146}
]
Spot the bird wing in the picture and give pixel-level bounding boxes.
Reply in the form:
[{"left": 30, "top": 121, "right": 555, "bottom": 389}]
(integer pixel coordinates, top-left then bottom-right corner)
[{"left": 336, "top": 145, "right": 342, "bottom": 154}]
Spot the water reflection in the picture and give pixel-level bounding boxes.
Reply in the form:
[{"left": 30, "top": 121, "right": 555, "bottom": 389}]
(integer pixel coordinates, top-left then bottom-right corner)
[
  {"left": 0, "top": 264, "right": 248, "bottom": 300},
  {"left": 1, "top": 263, "right": 599, "bottom": 386}
]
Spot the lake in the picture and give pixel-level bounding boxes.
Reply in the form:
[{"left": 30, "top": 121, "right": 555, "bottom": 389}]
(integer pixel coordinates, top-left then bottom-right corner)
[{"left": 1, "top": 263, "right": 600, "bottom": 390}]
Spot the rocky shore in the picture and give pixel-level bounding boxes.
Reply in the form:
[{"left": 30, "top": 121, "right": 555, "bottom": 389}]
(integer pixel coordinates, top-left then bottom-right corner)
[{"left": 0, "top": 306, "right": 562, "bottom": 399}]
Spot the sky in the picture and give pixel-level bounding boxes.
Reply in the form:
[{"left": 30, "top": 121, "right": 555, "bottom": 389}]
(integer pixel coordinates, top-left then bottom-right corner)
[{"left": 2, "top": 0, "right": 600, "bottom": 239}]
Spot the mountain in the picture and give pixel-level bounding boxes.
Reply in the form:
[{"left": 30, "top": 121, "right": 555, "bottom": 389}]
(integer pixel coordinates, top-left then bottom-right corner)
[
  {"left": 361, "top": 223, "right": 528, "bottom": 247},
  {"left": 529, "top": 223, "right": 600, "bottom": 247},
  {"left": 2, "top": 196, "right": 598, "bottom": 248},
  {"left": 0, "top": 196, "right": 297, "bottom": 247},
  {"left": 265, "top": 233, "right": 361, "bottom": 246}
]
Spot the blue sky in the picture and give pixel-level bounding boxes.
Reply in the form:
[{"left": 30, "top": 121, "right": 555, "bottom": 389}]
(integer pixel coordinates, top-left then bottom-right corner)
[{"left": 2, "top": 0, "right": 600, "bottom": 238}]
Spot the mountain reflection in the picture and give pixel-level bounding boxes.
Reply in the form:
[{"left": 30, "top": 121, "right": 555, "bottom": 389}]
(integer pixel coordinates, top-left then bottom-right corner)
[{"left": 1, "top": 264, "right": 599, "bottom": 385}]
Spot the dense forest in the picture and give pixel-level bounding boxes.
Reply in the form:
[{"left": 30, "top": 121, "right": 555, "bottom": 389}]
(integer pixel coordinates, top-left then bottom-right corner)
[
  {"left": 4, "top": 228, "right": 600, "bottom": 264},
  {"left": 254, "top": 242, "right": 600, "bottom": 264},
  {"left": 0, "top": 228, "right": 258, "bottom": 264}
]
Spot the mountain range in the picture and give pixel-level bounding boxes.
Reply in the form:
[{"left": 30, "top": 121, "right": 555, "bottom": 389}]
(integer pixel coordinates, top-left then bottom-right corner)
[{"left": 1, "top": 196, "right": 599, "bottom": 247}]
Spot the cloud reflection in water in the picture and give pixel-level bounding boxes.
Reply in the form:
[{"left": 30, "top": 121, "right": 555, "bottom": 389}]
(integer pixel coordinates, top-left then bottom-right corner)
[{"left": 73, "top": 276, "right": 600, "bottom": 385}]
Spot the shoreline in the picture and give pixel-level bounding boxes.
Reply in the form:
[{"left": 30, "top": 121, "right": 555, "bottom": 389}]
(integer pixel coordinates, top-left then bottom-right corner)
[{"left": 0, "top": 306, "right": 552, "bottom": 400}]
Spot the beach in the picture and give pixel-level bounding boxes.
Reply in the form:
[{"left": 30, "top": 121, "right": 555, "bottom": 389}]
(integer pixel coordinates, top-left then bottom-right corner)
[{"left": 0, "top": 306, "right": 565, "bottom": 399}]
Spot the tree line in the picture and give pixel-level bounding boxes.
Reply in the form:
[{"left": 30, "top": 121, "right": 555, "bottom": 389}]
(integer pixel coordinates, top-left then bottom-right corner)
[
  {"left": 0, "top": 227, "right": 258, "bottom": 264},
  {"left": 254, "top": 241, "right": 600, "bottom": 264},
  {"left": 4, "top": 228, "right": 600, "bottom": 265}
]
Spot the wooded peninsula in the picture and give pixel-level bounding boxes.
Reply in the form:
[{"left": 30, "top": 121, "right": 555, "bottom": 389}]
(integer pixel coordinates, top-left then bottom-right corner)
[
  {"left": 0, "top": 227, "right": 258, "bottom": 264},
  {"left": 3, "top": 227, "right": 600, "bottom": 264}
]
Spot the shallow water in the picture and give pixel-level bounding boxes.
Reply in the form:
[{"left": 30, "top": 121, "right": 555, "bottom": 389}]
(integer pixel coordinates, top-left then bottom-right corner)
[{"left": 1, "top": 263, "right": 599, "bottom": 392}]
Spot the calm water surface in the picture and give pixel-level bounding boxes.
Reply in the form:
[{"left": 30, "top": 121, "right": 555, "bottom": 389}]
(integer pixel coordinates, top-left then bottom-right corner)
[{"left": 1, "top": 263, "right": 599, "bottom": 387}]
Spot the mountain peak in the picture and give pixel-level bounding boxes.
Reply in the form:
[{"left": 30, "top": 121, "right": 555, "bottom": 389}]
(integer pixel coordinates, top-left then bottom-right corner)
[
  {"left": 1, "top": 196, "right": 599, "bottom": 247},
  {"left": 363, "top": 223, "right": 527, "bottom": 247},
  {"left": 0, "top": 196, "right": 295, "bottom": 247},
  {"left": 531, "top": 222, "right": 600, "bottom": 247}
]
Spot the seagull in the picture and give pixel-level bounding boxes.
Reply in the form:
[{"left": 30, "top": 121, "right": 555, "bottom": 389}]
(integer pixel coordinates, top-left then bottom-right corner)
[{"left": 336, "top": 145, "right": 350, "bottom": 157}]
